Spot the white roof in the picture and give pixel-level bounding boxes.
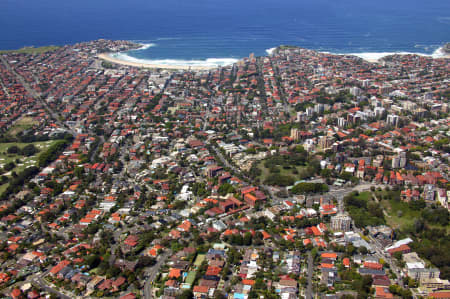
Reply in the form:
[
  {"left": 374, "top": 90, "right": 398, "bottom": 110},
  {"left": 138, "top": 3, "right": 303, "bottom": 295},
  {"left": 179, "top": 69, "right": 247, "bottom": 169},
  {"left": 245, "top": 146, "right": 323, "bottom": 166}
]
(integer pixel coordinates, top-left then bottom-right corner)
[
  {"left": 385, "top": 238, "right": 413, "bottom": 251},
  {"left": 406, "top": 262, "right": 424, "bottom": 269}
]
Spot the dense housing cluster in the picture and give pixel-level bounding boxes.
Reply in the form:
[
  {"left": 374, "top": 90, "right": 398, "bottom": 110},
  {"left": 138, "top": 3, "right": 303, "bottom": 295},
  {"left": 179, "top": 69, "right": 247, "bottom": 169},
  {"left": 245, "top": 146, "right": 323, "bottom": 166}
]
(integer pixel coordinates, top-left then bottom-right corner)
[{"left": 0, "top": 40, "right": 449, "bottom": 299}]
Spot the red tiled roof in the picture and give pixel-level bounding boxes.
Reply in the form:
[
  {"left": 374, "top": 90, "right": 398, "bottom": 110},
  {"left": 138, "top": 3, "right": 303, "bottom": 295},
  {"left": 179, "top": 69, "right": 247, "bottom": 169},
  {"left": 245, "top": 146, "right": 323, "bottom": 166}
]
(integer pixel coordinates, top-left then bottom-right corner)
[
  {"left": 119, "top": 293, "right": 136, "bottom": 299},
  {"left": 169, "top": 268, "right": 181, "bottom": 278},
  {"left": 193, "top": 285, "right": 209, "bottom": 293},
  {"left": 242, "top": 279, "right": 255, "bottom": 285},
  {"left": 321, "top": 252, "right": 337, "bottom": 259},
  {"left": 428, "top": 292, "right": 450, "bottom": 298},
  {"left": 50, "top": 260, "right": 70, "bottom": 275}
]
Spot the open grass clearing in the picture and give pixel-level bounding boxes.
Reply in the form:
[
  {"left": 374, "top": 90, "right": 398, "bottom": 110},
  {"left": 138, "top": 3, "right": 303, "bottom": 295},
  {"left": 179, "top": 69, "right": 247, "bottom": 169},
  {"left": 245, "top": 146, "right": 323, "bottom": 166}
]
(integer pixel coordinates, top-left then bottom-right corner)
[
  {"left": 7, "top": 116, "right": 38, "bottom": 136},
  {"left": 354, "top": 191, "right": 372, "bottom": 202},
  {"left": 257, "top": 161, "right": 307, "bottom": 183},
  {"left": 0, "top": 183, "right": 8, "bottom": 195},
  {"left": 381, "top": 199, "right": 420, "bottom": 229},
  {"left": 0, "top": 45, "right": 60, "bottom": 54},
  {"left": 0, "top": 140, "right": 61, "bottom": 177},
  {"left": 382, "top": 198, "right": 450, "bottom": 232}
]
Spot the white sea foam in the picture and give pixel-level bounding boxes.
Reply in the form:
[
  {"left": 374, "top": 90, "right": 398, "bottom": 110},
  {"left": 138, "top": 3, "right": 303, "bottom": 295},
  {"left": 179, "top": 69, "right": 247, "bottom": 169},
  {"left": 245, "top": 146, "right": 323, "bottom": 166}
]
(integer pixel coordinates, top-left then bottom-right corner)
[
  {"left": 431, "top": 46, "right": 449, "bottom": 58},
  {"left": 111, "top": 52, "right": 238, "bottom": 68},
  {"left": 156, "top": 37, "right": 181, "bottom": 41},
  {"left": 265, "top": 47, "right": 277, "bottom": 55},
  {"left": 349, "top": 52, "right": 417, "bottom": 62},
  {"left": 340, "top": 47, "right": 448, "bottom": 62},
  {"left": 318, "top": 43, "right": 449, "bottom": 62},
  {"left": 137, "top": 43, "right": 156, "bottom": 50},
  {"left": 437, "top": 16, "right": 450, "bottom": 25}
]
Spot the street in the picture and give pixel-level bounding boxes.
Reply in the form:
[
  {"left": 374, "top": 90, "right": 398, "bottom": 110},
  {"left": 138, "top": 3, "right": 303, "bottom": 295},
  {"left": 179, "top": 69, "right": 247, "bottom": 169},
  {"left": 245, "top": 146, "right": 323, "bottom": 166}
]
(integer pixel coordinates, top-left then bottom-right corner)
[
  {"left": 30, "top": 270, "right": 72, "bottom": 299},
  {"left": 144, "top": 249, "right": 172, "bottom": 299},
  {"left": 306, "top": 251, "right": 314, "bottom": 299}
]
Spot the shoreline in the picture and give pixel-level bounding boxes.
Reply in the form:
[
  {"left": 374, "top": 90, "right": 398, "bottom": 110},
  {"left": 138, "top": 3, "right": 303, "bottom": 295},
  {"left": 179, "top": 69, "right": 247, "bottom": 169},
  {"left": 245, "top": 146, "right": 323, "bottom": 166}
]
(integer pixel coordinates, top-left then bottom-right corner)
[
  {"left": 348, "top": 50, "right": 450, "bottom": 63},
  {"left": 98, "top": 53, "right": 219, "bottom": 71},
  {"left": 98, "top": 44, "right": 449, "bottom": 70}
]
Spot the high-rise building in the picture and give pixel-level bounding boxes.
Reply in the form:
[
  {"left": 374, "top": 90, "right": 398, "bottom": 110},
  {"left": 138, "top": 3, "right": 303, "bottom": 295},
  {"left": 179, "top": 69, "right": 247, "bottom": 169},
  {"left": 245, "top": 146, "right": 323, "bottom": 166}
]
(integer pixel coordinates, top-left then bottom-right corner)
[
  {"left": 350, "top": 86, "right": 361, "bottom": 96},
  {"left": 297, "top": 111, "right": 307, "bottom": 122},
  {"left": 306, "top": 107, "right": 314, "bottom": 117},
  {"left": 331, "top": 213, "right": 352, "bottom": 232},
  {"left": 386, "top": 114, "right": 399, "bottom": 126},
  {"left": 361, "top": 80, "right": 370, "bottom": 88},
  {"left": 374, "top": 107, "right": 385, "bottom": 117},
  {"left": 392, "top": 155, "right": 400, "bottom": 169},
  {"left": 399, "top": 152, "right": 407, "bottom": 168},
  {"left": 314, "top": 103, "right": 324, "bottom": 114},
  {"left": 318, "top": 136, "right": 333, "bottom": 150},
  {"left": 392, "top": 152, "right": 407, "bottom": 169},
  {"left": 347, "top": 113, "right": 361, "bottom": 124},
  {"left": 290, "top": 128, "right": 301, "bottom": 141},
  {"left": 337, "top": 117, "right": 347, "bottom": 127}
]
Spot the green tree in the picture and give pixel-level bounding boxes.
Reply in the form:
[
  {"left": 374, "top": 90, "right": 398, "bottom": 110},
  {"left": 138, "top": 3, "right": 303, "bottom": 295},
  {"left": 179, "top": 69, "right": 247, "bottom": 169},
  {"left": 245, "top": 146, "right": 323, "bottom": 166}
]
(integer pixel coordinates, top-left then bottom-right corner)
[
  {"left": 218, "top": 183, "right": 235, "bottom": 196},
  {"left": 3, "top": 161, "right": 15, "bottom": 171},
  {"left": 243, "top": 232, "right": 252, "bottom": 246},
  {"left": 38, "top": 140, "right": 70, "bottom": 167},
  {"left": 21, "top": 144, "right": 38, "bottom": 156},
  {"left": 7, "top": 145, "right": 20, "bottom": 154},
  {"left": 291, "top": 182, "right": 328, "bottom": 194}
]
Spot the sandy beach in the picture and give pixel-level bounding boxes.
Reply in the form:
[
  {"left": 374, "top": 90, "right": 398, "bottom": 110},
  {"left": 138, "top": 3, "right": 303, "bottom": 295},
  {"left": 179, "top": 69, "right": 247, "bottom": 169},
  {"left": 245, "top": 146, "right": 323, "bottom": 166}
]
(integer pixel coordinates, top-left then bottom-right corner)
[
  {"left": 99, "top": 48, "right": 448, "bottom": 71},
  {"left": 98, "top": 53, "right": 219, "bottom": 71}
]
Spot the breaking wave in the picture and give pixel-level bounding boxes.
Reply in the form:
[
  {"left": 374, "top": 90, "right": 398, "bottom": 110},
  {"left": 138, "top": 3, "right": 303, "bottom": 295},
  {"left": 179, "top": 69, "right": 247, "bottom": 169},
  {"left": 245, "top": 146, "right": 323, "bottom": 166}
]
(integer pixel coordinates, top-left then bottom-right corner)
[
  {"left": 265, "top": 47, "right": 277, "bottom": 55},
  {"left": 335, "top": 45, "right": 449, "bottom": 62},
  {"left": 111, "top": 52, "right": 238, "bottom": 68},
  {"left": 137, "top": 43, "right": 156, "bottom": 50}
]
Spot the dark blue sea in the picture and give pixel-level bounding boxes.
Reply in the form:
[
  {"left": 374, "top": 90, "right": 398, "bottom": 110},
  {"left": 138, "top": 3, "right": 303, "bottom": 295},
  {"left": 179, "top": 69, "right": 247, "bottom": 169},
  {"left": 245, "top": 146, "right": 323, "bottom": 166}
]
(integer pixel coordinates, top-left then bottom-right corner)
[{"left": 1, "top": 0, "right": 449, "bottom": 66}]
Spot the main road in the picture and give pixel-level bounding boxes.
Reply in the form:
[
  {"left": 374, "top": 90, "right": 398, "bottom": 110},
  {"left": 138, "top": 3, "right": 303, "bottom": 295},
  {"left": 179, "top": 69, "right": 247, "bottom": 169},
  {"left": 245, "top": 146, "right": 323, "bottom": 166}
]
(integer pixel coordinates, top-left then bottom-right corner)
[
  {"left": 143, "top": 249, "right": 172, "bottom": 299},
  {"left": 305, "top": 251, "right": 314, "bottom": 299}
]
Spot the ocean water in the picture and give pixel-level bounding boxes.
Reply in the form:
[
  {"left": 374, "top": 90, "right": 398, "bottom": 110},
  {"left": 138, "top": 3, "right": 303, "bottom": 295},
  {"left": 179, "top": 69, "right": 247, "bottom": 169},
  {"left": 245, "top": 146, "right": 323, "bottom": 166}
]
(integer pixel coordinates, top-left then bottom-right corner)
[{"left": 1, "top": 0, "right": 449, "bottom": 66}]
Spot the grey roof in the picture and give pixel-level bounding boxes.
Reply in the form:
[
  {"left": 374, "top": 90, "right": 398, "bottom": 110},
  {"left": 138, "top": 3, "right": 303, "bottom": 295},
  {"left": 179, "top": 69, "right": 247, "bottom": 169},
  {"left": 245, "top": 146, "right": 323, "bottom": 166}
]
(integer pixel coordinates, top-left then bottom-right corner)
[{"left": 358, "top": 268, "right": 385, "bottom": 276}]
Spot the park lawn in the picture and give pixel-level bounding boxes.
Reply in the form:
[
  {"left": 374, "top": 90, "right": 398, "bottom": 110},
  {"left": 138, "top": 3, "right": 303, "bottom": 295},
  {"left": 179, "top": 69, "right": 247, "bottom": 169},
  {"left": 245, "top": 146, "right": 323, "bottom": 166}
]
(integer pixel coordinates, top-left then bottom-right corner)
[
  {"left": 7, "top": 117, "right": 39, "bottom": 136},
  {"left": 257, "top": 161, "right": 307, "bottom": 183},
  {"left": 381, "top": 199, "right": 421, "bottom": 230},
  {"left": 0, "top": 45, "right": 60, "bottom": 54},
  {"left": 374, "top": 189, "right": 390, "bottom": 200},
  {"left": 355, "top": 191, "right": 372, "bottom": 202},
  {"left": 0, "top": 140, "right": 61, "bottom": 177},
  {"left": 380, "top": 195, "right": 450, "bottom": 234},
  {"left": 0, "top": 183, "right": 8, "bottom": 195}
]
